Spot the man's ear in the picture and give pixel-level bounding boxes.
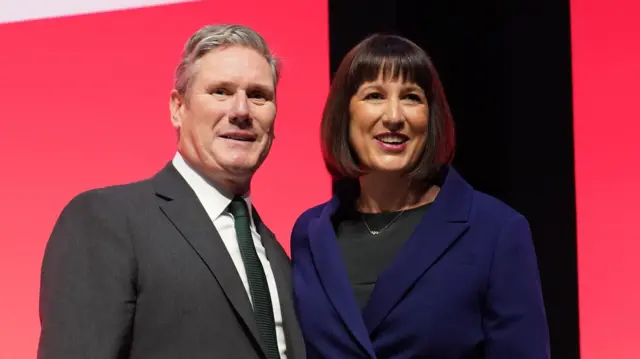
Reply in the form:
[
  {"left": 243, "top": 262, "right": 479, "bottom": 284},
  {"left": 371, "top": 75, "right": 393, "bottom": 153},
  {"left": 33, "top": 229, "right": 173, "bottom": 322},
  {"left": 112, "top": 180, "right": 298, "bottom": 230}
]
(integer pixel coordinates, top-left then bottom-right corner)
[{"left": 169, "top": 89, "right": 185, "bottom": 130}]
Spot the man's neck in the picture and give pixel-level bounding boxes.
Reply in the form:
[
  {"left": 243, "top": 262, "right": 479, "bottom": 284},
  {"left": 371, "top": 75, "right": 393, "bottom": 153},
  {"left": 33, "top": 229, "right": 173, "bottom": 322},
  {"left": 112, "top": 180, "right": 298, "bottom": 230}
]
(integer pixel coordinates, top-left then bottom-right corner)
[
  {"left": 179, "top": 153, "right": 252, "bottom": 197},
  {"left": 211, "top": 176, "right": 251, "bottom": 198}
]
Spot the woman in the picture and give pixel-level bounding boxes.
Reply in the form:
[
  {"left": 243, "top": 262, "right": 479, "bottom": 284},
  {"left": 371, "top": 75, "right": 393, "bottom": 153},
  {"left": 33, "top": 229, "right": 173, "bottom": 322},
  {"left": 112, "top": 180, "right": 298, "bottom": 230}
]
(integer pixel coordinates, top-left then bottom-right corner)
[{"left": 290, "top": 34, "right": 549, "bottom": 359}]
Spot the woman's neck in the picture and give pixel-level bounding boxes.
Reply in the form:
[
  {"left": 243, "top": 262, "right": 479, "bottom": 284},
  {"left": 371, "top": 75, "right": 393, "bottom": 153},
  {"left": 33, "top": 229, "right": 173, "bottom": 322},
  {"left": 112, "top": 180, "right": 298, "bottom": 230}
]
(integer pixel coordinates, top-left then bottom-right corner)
[{"left": 357, "top": 172, "right": 439, "bottom": 213}]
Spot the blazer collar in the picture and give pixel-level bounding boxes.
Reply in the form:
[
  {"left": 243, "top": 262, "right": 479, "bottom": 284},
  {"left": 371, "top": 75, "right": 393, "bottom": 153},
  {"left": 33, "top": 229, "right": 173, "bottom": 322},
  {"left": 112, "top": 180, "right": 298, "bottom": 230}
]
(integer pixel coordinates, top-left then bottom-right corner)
[
  {"left": 362, "top": 166, "right": 472, "bottom": 334},
  {"left": 307, "top": 166, "right": 473, "bottom": 349},
  {"left": 307, "top": 196, "right": 376, "bottom": 357},
  {"left": 152, "top": 162, "right": 267, "bottom": 357},
  {"left": 258, "top": 211, "right": 306, "bottom": 359}
]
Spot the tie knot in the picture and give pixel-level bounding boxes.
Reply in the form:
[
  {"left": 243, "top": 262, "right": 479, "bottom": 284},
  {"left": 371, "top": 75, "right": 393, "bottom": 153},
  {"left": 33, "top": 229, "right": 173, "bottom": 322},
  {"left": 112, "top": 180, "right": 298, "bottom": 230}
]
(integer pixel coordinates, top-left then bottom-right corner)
[{"left": 228, "top": 197, "right": 249, "bottom": 218}]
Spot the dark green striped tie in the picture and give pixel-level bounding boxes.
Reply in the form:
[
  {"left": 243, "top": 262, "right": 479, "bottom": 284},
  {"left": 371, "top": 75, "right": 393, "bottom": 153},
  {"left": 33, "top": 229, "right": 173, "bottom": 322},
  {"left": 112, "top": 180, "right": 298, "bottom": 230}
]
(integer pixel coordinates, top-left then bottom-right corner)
[{"left": 228, "top": 197, "right": 279, "bottom": 359}]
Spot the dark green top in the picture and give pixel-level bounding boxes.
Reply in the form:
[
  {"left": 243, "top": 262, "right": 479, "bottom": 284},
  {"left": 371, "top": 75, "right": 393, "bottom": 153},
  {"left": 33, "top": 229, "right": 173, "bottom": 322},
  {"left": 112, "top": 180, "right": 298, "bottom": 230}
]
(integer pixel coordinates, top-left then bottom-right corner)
[{"left": 333, "top": 202, "right": 431, "bottom": 310}]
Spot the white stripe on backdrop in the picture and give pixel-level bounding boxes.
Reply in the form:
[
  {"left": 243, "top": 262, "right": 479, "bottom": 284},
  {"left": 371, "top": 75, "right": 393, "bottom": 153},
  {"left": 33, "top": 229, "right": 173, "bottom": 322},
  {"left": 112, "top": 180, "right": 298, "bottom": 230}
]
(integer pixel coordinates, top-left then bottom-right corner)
[{"left": 0, "top": 0, "right": 194, "bottom": 24}]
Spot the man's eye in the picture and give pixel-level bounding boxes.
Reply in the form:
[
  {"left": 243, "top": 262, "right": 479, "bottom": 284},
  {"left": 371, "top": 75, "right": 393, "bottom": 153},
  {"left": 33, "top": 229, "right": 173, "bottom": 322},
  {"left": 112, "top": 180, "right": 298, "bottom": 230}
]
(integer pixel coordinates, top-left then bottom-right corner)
[
  {"left": 212, "top": 88, "right": 230, "bottom": 96},
  {"left": 248, "top": 91, "right": 266, "bottom": 99}
]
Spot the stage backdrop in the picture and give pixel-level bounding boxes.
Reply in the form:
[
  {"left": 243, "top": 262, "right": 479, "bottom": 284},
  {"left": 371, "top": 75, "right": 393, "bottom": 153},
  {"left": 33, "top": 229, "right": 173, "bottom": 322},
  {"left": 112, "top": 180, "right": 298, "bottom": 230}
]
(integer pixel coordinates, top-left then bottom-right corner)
[
  {"left": 572, "top": 0, "right": 640, "bottom": 357},
  {"left": 0, "top": 1, "right": 330, "bottom": 357}
]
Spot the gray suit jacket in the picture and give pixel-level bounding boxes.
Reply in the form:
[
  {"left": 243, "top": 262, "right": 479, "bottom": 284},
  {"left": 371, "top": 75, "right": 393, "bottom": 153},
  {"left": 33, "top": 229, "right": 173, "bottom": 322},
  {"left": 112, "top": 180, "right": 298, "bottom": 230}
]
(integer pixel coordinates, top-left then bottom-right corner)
[{"left": 38, "top": 163, "right": 305, "bottom": 359}]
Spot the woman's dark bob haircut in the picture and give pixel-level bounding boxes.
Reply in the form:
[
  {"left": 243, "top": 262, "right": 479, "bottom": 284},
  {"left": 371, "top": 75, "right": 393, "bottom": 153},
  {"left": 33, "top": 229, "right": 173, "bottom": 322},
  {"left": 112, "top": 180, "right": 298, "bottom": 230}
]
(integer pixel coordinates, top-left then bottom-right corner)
[{"left": 321, "top": 34, "right": 455, "bottom": 182}]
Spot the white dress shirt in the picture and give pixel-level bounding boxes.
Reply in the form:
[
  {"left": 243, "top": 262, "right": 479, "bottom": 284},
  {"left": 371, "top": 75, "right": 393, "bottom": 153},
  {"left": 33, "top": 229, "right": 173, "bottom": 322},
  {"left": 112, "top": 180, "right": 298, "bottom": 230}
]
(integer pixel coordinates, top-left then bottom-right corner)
[{"left": 172, "top": 152, "right": 287, "bottom": 358}]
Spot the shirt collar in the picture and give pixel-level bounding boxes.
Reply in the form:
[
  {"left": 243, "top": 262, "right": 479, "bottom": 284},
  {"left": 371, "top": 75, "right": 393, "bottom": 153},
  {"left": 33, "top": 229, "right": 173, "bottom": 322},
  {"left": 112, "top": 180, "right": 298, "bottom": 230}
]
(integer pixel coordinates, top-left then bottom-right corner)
[{"left": 172, "top": 152, "right": 255, "bottom": 228}]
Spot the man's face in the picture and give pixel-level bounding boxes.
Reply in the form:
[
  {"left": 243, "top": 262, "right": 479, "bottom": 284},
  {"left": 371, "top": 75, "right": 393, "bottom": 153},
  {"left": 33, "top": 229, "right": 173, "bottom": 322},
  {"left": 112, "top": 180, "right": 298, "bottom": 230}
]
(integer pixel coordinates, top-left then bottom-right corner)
[{"left": 170, "top": 45, "right": 276, "bottom": 184}]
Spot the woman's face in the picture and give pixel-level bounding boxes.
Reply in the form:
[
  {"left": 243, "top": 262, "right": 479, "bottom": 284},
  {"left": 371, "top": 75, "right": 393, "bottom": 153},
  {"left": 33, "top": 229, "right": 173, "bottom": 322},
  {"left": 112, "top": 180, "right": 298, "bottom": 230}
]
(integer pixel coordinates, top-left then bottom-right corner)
[{"left": 348, "top": 73, "right": 429, "bottom": 174}]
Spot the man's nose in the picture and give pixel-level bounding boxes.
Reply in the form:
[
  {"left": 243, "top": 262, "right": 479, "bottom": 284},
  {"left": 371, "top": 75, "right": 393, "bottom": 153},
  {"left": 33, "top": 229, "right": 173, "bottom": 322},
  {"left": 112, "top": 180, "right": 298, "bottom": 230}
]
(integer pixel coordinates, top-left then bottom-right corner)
[{"left": 229, "top": 91, "right": 251, "bottom": 127}]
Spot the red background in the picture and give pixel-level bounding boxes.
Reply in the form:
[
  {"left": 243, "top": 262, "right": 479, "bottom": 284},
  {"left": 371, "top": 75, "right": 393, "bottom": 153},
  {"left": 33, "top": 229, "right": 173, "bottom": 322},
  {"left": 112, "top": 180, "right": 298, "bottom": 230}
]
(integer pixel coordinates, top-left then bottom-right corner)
[
  {"left": 2, "top": 0, "right": 640, "bottom": 357},
  {"left": 572, "top": 0, "right": 640, "bottom": 357},
  {"left": 0, "top": 1, "right": 329, "bottom": 357}
]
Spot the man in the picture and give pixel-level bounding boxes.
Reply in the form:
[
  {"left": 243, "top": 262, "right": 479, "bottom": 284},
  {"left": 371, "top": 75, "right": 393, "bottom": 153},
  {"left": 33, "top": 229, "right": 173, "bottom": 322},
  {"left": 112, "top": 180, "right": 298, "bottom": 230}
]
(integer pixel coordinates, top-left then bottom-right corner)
[{"left": 38, "top": 24, "right": 305, "bottom": 359}]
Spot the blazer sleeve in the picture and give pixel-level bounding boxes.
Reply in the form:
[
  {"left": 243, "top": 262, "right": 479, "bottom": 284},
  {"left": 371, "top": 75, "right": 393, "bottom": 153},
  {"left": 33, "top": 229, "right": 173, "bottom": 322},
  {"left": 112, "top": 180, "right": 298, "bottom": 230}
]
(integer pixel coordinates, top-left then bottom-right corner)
[
  {"left": 482, "top": 214, "right": 550, "bottom": 359},
  {"left": 38, "top": 190, "right": 137, "bottom": 359}
]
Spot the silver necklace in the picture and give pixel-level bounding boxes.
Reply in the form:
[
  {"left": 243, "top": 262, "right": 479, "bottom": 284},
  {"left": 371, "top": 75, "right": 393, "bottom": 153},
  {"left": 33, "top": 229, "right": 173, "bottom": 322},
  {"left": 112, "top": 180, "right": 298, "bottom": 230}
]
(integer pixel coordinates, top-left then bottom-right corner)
[{"left": 361, "top": 209, "right": 406, "bottom": 236}]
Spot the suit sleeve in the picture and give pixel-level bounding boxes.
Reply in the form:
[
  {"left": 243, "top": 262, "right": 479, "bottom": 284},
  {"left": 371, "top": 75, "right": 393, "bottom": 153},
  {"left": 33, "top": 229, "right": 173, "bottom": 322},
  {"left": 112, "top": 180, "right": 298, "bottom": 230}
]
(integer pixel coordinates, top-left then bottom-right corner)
[
  {"left": 483, "top": 215, "right": 550, "bottom": 359},
  {"left": 38, "top": 191, "right": 137, "bottom": 359}
]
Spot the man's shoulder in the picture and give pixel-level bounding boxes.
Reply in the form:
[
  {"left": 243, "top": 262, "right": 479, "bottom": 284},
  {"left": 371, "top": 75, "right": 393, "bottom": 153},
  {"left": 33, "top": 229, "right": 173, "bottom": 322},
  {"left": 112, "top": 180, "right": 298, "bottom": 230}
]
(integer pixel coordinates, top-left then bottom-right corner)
[{"left": 60, "top": 175, "right": 157, "bottom": 218}]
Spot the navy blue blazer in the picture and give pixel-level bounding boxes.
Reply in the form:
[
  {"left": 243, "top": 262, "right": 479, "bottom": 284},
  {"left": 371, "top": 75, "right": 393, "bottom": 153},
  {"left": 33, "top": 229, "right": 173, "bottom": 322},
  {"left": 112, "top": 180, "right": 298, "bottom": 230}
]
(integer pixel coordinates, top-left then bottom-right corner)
[{"left": 291, "top": 167, "right": 550, "bottom": 359}]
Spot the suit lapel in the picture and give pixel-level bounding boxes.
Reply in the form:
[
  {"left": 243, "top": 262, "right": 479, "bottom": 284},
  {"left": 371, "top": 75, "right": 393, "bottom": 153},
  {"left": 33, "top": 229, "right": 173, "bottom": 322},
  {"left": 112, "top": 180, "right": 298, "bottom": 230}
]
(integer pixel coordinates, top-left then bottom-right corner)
[
  {"left": 362, "top": 167, "right": 472, "bottom": 335},
  {"left": 253, "top": 209, "right": 306, "bottom": 359},
  {"left": 308, "top": 197, "right": 377, "bottom": 358},
  {"left": 152, "top": 163, "right": 264, "bottom": 355}
]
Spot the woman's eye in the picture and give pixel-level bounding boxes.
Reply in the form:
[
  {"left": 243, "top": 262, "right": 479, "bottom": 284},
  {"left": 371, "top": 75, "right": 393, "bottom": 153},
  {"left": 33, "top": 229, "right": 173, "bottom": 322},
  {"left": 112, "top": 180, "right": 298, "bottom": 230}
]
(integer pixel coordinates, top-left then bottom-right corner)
[
  {"left": 405, "top": 93, "right": 423, "bottom": 102},
  {"left": 364, "top": 92, "right": 384, "bottom": 100}
]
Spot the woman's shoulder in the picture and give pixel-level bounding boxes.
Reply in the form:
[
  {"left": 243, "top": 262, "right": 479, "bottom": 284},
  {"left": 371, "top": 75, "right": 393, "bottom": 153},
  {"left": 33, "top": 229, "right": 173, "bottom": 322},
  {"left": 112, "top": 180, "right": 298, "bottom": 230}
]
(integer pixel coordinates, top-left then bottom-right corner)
[
  {"left": 468, "top": 189, "right": 529, "bottom": 231},
  {"left": 290, "top": 199, "right": 331, "bottom": 233},
  {"left": 444, "top": 167, "right": 526, "bottom": 226},
  {"left": 471, "top": 190, "right": 521, "bottom": 216}
]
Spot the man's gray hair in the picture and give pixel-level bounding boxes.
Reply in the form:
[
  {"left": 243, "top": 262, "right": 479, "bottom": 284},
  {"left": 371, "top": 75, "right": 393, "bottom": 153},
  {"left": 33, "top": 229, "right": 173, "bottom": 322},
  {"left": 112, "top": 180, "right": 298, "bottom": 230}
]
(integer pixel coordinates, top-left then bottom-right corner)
[{"left": 174, "top": 24, "right": 279, "bottom": 95}]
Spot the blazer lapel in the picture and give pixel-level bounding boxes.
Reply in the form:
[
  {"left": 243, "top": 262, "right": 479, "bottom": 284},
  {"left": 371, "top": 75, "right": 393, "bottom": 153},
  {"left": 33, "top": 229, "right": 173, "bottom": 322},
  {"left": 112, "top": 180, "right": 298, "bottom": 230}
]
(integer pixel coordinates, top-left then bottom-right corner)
[
  {"left": 308, "top": 197, "right": 377, "bottom": 358},
  {"left": 254, "top": 209, "right": 306, "bottom": 359},
  {"left": 362, "top": 167, "right": 472, "bottom": 335},
  {"left": 152, "top": 163, "right": 264, "bottom": 355}
]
